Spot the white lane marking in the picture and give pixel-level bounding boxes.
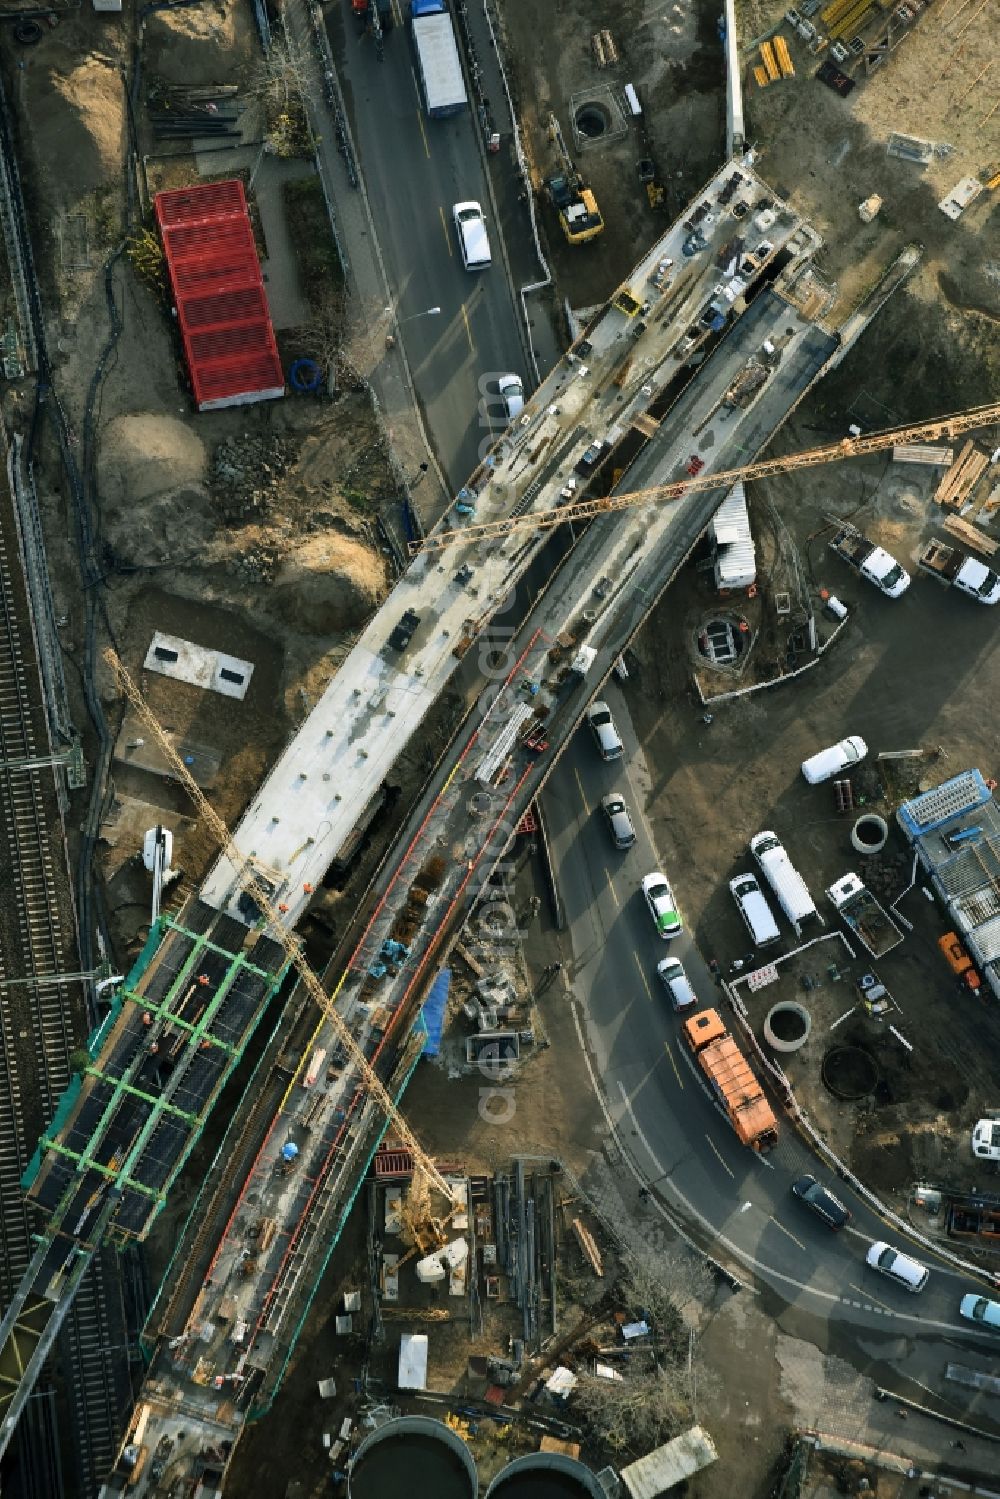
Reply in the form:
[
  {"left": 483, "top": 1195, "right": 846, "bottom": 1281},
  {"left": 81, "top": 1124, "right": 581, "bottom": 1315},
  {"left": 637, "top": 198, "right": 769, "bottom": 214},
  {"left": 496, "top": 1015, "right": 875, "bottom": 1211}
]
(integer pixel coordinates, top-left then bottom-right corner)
[{"left": 569, "top": 1003, "right": 969, "bottom": 1332}]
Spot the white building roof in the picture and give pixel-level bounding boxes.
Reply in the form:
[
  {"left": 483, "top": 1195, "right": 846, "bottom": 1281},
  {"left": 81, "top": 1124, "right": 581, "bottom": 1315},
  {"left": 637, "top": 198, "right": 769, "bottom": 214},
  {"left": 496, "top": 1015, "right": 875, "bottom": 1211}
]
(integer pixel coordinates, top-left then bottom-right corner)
[
  {"left": 711, "top": 483, "right": 756, "bottom": 589},
  {"left": 620, "top": 1425, "right": 718, "bottom": 1498},
  {"left": 398, "top": 1333, "right": 428, "bottom": 1390}
]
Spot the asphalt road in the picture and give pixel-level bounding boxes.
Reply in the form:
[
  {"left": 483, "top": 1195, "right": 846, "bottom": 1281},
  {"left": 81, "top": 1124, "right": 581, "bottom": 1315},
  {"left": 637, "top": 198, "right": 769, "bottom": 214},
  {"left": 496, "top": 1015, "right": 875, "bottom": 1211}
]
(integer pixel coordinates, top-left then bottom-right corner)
[
  {"left": 330, "top": 2, "right": 529, "bottom": 486},
  {"left": 542, "top": 686, "right": 1000, "bottom": 1419}
]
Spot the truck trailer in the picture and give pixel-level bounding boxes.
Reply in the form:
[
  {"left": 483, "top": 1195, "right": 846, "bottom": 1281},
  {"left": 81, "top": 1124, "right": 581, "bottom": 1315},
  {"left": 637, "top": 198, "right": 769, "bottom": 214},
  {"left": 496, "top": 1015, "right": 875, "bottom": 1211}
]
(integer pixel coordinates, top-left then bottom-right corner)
[
  {"left": 826, "top": 871, "right": 904, "bottom": 958},
  {"left": 682, "top": 1008, "right": 778, "bottom": 1151},
  {"left": 829, "top": 522, "right": 910, "bottom": 597},
  {"left": 918, "top": 538, "right": 1000, "bottom": 605},
  {"left": 411, "top": 1, "right": 468, "bottom": 118}
]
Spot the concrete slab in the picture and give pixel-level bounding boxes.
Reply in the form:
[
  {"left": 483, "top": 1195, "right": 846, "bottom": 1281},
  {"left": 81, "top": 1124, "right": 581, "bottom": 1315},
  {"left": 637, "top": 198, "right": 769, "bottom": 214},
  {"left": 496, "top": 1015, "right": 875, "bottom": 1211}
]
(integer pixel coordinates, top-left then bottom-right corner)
[
  {"left": 143, "top": 632, "right": 254, "bottom": 700},
  {"left": 114, "top": 711, "right": 222, "bottom": 789}
]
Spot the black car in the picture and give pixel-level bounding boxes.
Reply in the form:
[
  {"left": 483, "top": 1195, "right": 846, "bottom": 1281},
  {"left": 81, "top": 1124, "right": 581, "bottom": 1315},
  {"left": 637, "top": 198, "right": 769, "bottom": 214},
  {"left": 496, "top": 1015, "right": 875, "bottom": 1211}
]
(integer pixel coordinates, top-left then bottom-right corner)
[
  {"left": 389, "top": 609, "right": 420, "bottom": 651},
  {"left": 791, "top": 1174, "right": 851, "bottom": 1230}
]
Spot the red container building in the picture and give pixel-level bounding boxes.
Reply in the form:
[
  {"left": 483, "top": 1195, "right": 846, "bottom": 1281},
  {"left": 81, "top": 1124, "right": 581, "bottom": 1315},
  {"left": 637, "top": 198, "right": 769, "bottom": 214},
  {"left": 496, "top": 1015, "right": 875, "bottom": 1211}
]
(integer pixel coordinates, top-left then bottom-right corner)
[{"left": 154, "top": 179, "right": 284, "bottom": 412}]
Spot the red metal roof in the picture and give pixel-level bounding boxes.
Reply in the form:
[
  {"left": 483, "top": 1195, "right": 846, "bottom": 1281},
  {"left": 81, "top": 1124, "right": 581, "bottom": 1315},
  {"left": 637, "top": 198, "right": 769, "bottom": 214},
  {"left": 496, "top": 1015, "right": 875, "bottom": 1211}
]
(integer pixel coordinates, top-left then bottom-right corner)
[{"left": 154, "top": 179, "right": 284, "bottom": 412}]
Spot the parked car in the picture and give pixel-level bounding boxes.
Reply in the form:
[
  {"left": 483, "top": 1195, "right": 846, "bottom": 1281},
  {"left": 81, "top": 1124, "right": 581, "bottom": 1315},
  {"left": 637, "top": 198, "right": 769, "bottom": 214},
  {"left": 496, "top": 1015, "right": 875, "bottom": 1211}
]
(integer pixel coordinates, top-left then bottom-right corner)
[
  {"left": 959, "top": 1294, "right": 1000, "bottom": 1329},
  {"left": 586, "top": 701, "right": 624, "bottom": 761},
  {"left": 656, "top": 957, "right": 697, "bottom": 1010},
  {"left": 791, "top": 1174, "right": 851, "bottom": 1230},
  {"left": 865, "top": 1241, "right": 929, "bottom": 1293},
  {"left": 801, "top": 735, "right": 868, "bottom": 785},
  {"left": 601, "top": 792, "right": 636, "bottom": 849},
  {"left": 497, "top": 374, "right": 524, "bottom": 421},
  {"left": 642, "top": 872, "right": 682, "bottom": 940}
]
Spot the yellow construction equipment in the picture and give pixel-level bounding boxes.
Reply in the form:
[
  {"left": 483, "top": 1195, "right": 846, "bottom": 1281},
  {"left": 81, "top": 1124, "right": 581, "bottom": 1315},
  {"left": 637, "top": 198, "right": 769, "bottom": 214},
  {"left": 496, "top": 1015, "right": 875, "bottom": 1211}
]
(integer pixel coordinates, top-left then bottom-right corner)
[
  {"left": 544, "top": 113, "right": 604, "bottom": 245},
  {"left": 103, "top": 649, "right": 463, "bottom": 1209},
  {"left": 760, "top": 41, "right": 780, "bottom": 82},
  {"left": 774, "top": 36, "right": 795, "bottom": 77},
  {"left": 410, "top": 402, "right": 1000, "bottom": 553}
]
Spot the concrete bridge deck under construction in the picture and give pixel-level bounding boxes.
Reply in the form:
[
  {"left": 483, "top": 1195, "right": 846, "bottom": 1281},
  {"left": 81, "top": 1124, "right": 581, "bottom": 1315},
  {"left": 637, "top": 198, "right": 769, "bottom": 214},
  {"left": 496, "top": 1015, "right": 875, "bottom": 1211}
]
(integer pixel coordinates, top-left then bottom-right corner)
[{"left": 2, "top": 157, "right": 837, "bottom": 1488}]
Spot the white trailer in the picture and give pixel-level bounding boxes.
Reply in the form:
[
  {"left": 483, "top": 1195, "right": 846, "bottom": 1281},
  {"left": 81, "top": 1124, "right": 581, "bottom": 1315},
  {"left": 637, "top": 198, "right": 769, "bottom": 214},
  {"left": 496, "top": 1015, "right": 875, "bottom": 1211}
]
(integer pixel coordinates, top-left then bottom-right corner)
[
  {"left": 411, "top": 4, "right": 468, "bottom": 119},
  {"left": 749, "top": 831, "right": 819, "bottom": 937}
]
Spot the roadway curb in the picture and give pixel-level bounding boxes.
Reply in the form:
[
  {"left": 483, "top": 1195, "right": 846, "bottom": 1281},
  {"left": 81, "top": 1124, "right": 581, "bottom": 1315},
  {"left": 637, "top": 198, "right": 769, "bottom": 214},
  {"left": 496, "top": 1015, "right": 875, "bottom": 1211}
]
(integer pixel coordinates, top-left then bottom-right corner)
[{"left": 873, "top": 1387, "right": 1000, "bottom": 1444}]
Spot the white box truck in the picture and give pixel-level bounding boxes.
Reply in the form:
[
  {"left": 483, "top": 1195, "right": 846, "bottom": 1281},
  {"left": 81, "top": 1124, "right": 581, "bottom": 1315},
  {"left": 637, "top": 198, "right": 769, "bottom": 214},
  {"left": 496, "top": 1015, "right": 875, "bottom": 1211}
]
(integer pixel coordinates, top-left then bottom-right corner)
[
  {"left": 411, "top": 1, "right": 468, "bottom": 118},
  {"left": 750, "top": 831, "right": 820, "bottom": 938}
]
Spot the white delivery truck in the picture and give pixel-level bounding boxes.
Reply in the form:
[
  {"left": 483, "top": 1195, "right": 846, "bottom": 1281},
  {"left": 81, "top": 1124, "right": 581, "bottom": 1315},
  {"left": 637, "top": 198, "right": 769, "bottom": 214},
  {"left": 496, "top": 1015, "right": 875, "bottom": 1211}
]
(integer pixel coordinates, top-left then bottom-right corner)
[
  {"left": 829, "top": 522, "right": 910, "bottom": 597},
  {"left": 918, "top": 539, "right": 1000, "bottom": 605},
  {"left": 411, "top": 1, "right": 468, "bottom": 119},
  {"left": 749, "top": 831, "right": 820, "bottom": 938},
  {"left": 826, "top": 872, "right": 904, "bottom": 958}
]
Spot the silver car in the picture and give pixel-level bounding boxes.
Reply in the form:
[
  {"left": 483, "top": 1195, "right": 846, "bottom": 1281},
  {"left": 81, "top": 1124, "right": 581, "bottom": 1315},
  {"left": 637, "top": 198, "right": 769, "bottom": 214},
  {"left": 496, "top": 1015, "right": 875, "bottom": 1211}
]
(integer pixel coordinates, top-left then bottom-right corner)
[
  {"left": 587, "top": 701, "right": 624, "bottom": 761},
  {"left": 601, "top": 792, "right": 636, "bottom": 849},
  {"left": 656, "top": 957, "right": 697, "bottom": 1011}
]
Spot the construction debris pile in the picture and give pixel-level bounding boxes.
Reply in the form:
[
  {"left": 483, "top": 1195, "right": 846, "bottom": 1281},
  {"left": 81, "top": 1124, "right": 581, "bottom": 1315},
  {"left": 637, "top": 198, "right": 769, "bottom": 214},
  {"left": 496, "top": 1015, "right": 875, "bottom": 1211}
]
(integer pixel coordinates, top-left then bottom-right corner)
[{"left": 211, "top": 433, "right": 298, "bottom": 522}]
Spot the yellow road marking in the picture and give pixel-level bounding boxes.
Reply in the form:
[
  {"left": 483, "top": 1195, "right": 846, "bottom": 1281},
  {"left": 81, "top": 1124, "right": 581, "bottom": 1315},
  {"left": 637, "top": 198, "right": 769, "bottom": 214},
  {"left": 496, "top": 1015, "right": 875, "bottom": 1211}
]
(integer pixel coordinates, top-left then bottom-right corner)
[
  {"left": 391, "top": 0, "right": 402, "bottom": 25},
  {"left": 662, "top": 1039, "right": 684, "bottom": 1090},
  {"left": 439, "top": 205, "right": 453, "bottom": 255},
  {"left": 607, "top": 873, "right": 619, "bottom": 908},
  {"left": 574, "top": 768, "right": 588, "bottom": 815},
  {"left": 417, "top": 108, "right": 430, "bottom": 160},
  {"left": 461, "top": 301, "right": 475, "bottom": 353},
  {"left": 769, "top": 1216, "right": 806, "bottom": 1252},
  {"left": 706, "top": 1135, "right": 734, "bottom": 1179},
  {"left": 634, "top": 953, "right": 653, "bottom": 1002}
]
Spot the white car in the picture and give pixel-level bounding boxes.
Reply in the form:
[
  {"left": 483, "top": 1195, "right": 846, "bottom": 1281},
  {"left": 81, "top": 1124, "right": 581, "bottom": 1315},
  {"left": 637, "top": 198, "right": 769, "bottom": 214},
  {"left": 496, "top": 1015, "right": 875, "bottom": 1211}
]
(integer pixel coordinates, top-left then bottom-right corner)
[
  {"left": 497, "top": 374, "right": 524, "bottom": 421},
  {"left": 801, "top": 735, "right": 868, "bottom": 785},
  {"left": 865, "top": 1241, "right": 929, "bottom": 1293},
  {"left": 959, "top": 1293, "right": 1000, "bottom": 1329},
  {"left": 642, "top": 872, "right": 682, "bottom": 940},
  {"left": 453, "top": 200, "right": 491, "bottom": 270}
]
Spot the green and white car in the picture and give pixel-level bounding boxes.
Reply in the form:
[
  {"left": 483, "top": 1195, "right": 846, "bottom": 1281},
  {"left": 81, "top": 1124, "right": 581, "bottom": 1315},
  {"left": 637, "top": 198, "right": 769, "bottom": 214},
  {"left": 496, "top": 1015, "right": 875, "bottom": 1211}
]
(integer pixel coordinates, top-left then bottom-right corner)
[{"left": 642, "top": 872, "right": 682, "bottom": 940}]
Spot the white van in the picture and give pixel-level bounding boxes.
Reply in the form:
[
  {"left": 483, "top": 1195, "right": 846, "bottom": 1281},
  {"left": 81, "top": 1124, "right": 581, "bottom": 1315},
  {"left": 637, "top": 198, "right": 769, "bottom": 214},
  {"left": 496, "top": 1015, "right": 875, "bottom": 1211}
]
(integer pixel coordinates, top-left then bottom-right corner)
[
  {"left": 453, "top": 201, "right": 492, "bottom": 270},
  {"left": 750, "top": 831, "right": 819, "bottom": 938},
  {"left": 729, "top": 873, "right": 781, "bottom": 949},
  {"left": 865, "top": 1241, "right": 929, "bottom": 1293}
]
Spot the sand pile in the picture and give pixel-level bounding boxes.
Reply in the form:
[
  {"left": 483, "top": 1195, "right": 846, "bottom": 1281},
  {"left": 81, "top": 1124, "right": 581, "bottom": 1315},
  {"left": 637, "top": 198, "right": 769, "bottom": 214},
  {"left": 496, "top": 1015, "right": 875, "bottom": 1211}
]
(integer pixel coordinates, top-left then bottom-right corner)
[
  {"left": 98, "top": 413, "right": 213, "bottom": 564},
  {"left": 270, "top": 534, "right": 389, "bottom": 635},
  {"left": 145, "top": 4, "right": 240, "bottom": 86},
  {"left": 30, "top": 53, "right": 122, "bottom": 208}
]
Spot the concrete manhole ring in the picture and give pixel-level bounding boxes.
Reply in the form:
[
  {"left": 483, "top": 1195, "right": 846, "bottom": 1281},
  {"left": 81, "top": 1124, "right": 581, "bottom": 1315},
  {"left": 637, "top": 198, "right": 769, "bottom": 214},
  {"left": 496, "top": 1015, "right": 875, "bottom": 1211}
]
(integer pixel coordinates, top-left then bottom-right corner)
[
  {"left": 470, "top": 791, "right": 495, "bottom": 818},
  {"left": 575, "top": 102, "right": 611, "bottom": 138},
  {"left": 763, "top": 1001, "right": 812, "bottom": 1052},
  {"left": 851, "top": 813, "right": 888, "bottom": 854}
]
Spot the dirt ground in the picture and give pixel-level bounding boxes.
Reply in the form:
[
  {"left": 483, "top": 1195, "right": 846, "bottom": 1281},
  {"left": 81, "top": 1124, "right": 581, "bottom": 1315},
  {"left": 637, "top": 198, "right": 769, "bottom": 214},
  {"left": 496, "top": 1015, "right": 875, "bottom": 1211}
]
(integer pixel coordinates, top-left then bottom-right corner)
[{"left": 498, "top": 0, "right": 728, "bottom": 308}]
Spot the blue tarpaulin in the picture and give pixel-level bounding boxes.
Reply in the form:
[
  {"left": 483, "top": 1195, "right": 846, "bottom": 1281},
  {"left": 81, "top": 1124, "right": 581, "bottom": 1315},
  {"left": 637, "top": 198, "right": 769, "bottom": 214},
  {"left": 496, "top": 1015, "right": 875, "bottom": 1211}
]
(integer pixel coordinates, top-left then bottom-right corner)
[{"left": 421, "top": 969, "right": 450, "bottom": 1056}]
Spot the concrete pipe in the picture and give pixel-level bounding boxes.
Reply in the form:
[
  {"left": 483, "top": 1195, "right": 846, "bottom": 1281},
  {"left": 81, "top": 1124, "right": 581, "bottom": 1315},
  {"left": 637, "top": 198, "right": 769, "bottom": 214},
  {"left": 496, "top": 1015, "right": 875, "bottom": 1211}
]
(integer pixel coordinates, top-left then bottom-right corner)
[
  {"left": 763, "top": 1001, "right": 812, "bottom": 1053},
  {"left": 851, "top": 813, "right": 888, "bottom": 855}
]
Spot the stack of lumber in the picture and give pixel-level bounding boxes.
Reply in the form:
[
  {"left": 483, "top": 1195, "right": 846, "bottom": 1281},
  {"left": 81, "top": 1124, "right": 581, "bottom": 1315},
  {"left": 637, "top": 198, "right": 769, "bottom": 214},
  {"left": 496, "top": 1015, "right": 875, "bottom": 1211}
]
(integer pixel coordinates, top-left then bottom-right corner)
[
  {"left": 942, "top": 514, "right": 998, "bottom": 557},
  {"left": 934, "top": 440, "right": 988, "bottom": 508}
]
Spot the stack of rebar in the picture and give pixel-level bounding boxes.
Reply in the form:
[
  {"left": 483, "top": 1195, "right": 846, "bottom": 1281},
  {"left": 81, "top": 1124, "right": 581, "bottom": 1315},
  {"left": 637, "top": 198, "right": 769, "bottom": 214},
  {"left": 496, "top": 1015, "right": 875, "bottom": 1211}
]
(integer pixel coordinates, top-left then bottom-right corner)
[{"left": 146, "top": 84, "right": 243, "bottom": 141}]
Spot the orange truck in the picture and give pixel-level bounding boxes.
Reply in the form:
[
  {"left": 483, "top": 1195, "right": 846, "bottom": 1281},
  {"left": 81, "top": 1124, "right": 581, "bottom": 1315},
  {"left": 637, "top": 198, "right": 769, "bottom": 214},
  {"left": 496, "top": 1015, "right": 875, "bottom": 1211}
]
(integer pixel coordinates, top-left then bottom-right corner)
[{"left": 683, "top": 1009, "right": 778, "bottom": 1151}]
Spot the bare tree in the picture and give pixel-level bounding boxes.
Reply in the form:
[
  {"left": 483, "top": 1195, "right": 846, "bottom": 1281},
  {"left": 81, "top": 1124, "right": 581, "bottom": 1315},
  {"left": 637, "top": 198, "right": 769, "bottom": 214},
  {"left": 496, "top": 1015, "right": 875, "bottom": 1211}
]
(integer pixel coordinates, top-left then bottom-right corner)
[{"left": 574, "top": 1362, "right": 692, "bottom": 1454}]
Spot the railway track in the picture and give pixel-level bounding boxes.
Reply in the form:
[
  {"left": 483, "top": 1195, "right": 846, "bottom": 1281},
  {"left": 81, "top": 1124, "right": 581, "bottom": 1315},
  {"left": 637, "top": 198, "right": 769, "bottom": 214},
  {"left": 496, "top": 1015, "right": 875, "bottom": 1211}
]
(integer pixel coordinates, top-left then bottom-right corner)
[{"left": 0, "top": 429, "right": 130, "bottom": 1499}]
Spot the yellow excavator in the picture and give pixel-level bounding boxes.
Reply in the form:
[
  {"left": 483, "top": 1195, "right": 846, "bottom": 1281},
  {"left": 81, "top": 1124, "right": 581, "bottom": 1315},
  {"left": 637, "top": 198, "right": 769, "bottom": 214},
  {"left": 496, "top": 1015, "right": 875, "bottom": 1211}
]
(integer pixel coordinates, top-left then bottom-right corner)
[{"left": 543, "top": 113, "right": 604, "bottom": 245}]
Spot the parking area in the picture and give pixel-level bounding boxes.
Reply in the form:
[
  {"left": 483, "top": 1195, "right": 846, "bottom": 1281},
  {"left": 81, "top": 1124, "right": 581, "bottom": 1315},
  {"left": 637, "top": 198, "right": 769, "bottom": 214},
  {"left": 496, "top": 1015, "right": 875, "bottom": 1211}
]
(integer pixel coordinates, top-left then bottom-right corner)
[{"left": 625, "top": 426, "right": 1000, "bottom": 1200}]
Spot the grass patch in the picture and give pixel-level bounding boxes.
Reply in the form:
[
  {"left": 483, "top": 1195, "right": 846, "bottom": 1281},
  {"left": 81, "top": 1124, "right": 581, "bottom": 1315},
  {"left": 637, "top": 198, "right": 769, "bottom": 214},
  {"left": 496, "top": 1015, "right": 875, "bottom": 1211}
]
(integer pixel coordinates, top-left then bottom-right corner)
[{"left": 282, "top": 175, "right": 345, "bottom": 316}]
